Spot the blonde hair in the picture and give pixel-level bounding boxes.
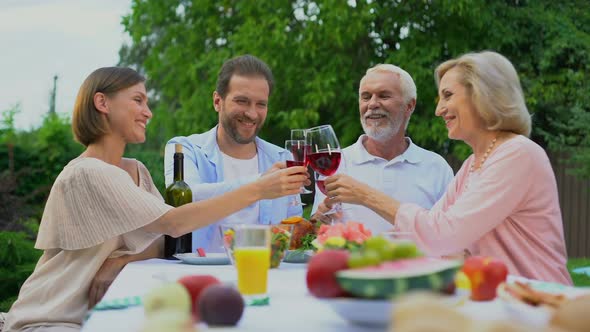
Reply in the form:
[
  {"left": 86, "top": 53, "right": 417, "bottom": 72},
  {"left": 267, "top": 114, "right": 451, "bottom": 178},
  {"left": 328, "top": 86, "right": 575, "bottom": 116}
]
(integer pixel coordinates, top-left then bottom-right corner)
[
  {"left": 435, "top": 51, "right": 531, "bottom": 137},
  {"left": 364, "top": 64, "right": 417, "bottom": 106},
  {"left": 72, "top": 67, "right": 145, "bottom": 146}
]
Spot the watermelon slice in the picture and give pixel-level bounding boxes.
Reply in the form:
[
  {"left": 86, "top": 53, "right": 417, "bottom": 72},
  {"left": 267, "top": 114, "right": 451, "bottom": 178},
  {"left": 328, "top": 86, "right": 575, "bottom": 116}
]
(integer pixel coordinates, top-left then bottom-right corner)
[{"left": 336, "top": 257, "right": 462, "bottom": 299}]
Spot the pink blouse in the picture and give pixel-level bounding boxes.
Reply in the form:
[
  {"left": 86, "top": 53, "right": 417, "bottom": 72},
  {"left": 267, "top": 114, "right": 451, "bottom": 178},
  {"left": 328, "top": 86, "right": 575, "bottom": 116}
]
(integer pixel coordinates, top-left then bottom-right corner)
[{"left": 395, "top": 135, "right": 572, "bottom": 285}]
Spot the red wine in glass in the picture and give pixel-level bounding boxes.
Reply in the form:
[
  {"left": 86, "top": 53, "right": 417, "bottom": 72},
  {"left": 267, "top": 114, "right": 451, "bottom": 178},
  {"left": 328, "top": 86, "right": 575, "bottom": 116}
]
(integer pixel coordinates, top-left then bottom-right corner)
[
  {"left": 286, "top": 160, "right": 305, "bottom": 167},
  {"left": 307, "top": 151, "right": 341, "bottom": 176},
  {"left": 285, "top": 139, "right": 312, "bottom": 196},
  {"left": 316, "top": 179, "right": 327, "bottom": 195},
  {"left": 289, "top": 141, "right": 311, "bottom": 166}
]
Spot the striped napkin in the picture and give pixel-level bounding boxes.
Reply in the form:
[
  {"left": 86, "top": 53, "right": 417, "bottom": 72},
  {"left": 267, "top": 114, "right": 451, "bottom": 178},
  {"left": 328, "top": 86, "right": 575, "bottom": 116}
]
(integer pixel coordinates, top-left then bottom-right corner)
[{"left": 93, "top": 295, "right": 142, "bottom": 311}]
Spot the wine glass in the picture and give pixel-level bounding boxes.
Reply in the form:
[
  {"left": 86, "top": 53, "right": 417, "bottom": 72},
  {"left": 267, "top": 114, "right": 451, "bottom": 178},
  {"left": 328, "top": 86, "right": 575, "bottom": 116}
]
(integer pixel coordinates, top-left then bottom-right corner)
[
  {"left": 291, "top": 129, "right": 306, "bottom": 141},
  {"left": 306, "top": 125, "right": 343, "bottom": 216},
  {"left": 284, "top": 140, "right": 308, "bottom": 206},
  {"left": 286, "top": 133, "right": 313, "bottom": 194}
]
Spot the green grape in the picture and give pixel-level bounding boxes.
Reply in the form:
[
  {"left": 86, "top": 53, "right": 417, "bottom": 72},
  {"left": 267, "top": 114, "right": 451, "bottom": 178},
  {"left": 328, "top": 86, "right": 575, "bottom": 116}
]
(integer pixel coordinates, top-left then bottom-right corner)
[
  {"left": 363, "top": 236, "right": 390, "bottom": 251},
  {"left": 378, "top": 242, "right": 397, "bottom": 261},
  {"left": 363, "top": 249, "right": 383, "bottom": 267},
  {"left": 364, "top": 236, "right": 400, "bottom": 261},
  {"left": 347, "top": 249, "right": 383, "bottom": 268},
  {"left": 347, "top": 251, "right": 367, "bottom": 269},
  {"left": 392, "top": 242, "right": 420, "bottom": 259}
]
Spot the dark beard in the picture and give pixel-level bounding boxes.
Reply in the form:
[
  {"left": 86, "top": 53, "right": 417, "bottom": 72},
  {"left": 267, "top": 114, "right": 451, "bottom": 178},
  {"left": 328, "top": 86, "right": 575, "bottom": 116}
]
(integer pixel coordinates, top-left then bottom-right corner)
[{"left": 221, "top": 115, "right": 261, "bottom": 144}]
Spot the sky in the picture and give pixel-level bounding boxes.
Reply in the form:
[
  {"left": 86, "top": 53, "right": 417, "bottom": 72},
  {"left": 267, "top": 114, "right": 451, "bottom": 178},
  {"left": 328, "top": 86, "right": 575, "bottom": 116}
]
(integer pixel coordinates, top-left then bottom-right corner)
[{"left": 0, "top": 0, "right": 133, "bottom": 130}]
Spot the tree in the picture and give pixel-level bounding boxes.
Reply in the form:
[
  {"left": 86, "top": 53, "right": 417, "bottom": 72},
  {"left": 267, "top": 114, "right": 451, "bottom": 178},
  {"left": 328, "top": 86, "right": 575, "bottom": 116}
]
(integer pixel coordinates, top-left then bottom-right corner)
[
  {"left": 0, "top": 104, "right": 20, "bottom": 175},
  {"left": 120, "top": 0, "right": 590, "bottom": 176}
]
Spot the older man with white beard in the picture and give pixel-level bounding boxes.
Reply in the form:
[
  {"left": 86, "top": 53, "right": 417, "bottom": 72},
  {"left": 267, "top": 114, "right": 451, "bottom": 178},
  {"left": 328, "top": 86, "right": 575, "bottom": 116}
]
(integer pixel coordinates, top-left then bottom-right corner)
[{"left": 311, "top": 64, "right": 454, "bottom": 234}]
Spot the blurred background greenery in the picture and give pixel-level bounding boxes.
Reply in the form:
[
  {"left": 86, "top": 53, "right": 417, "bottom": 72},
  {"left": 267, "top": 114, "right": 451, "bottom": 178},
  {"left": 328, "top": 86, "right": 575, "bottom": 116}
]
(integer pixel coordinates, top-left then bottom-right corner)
[{"left": 1, "top": 0, "right": 589, "bottom": 311}]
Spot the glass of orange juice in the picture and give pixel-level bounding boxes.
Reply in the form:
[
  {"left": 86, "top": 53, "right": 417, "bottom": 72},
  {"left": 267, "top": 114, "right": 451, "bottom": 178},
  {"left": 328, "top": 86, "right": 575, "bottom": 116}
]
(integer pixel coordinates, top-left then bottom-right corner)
[{"left": 234, "top": 224, "right": 271, "bottom": 305}]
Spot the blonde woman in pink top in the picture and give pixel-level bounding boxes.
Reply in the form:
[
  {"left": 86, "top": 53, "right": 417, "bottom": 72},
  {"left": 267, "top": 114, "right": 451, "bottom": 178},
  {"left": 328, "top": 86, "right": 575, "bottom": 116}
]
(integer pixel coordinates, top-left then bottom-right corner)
[{"left": 323, "top": 51, "right": 572, "bottom": 285}]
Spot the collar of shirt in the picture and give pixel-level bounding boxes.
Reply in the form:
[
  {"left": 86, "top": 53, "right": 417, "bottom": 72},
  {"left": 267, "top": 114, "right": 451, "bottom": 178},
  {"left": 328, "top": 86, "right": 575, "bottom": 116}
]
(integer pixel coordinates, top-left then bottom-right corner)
[{"left": 347, "top": 135, "right": 423, "bottom": 166}]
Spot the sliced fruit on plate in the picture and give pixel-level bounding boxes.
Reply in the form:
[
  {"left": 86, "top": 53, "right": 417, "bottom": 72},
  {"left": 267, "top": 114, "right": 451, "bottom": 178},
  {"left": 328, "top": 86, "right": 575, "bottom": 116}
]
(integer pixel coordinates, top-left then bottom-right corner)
[
  {"left": 336, "top": 257, "right": 462, "bottom": 299},
  {"left": 281, "top": 216, "right": 305, "bottom": 224}
]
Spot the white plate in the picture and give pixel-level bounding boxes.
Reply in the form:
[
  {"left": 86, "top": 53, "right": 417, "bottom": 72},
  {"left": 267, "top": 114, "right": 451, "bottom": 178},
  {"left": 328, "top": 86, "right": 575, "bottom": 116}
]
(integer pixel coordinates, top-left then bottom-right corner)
[
  {"left": 283, "top": 250, "right": 314, "bottom": 263},
  {"left": 497, "top": 279, "right": 590, "bottom": 327},
  {"left": 173, "top": 253, "right": 230, "bottom": 265},
  {"left": 496, "top": 283, "right": 552, "bottom": 327},
  {"left": 321, "top": 297, "right": 392, "bottom": 327}
]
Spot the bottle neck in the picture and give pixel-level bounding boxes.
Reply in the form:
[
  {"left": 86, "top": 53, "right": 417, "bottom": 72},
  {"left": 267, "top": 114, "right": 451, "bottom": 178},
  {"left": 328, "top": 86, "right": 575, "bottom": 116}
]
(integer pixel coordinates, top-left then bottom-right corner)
[{"left": 173, "top": 153, "right": 184, "bottom": 182}]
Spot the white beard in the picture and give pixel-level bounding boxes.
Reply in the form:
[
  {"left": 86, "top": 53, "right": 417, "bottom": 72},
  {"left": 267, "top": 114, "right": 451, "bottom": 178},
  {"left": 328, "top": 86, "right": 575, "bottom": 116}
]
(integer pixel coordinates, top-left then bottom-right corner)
[{"left": 361, "top": 108, "right": 405, "bottom": 142}]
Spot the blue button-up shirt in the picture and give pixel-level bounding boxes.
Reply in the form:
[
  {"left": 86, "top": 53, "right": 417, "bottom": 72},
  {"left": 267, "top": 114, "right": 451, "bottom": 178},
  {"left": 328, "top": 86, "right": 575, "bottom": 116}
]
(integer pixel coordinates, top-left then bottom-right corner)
[{"left": 164, "top": 126, "right": 302, "bottom": 252}]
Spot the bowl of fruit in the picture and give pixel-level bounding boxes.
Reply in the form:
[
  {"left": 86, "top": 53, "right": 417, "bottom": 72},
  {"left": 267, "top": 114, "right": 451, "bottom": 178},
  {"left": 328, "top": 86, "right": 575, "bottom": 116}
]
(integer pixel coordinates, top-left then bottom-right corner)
[
  {"left": 220, "top": 224, "right": 237, "bottom": 265},
  {"left": 337, "top": 236, "right": 460, "bottom": 299},
  {"left": 220, "top": 223, "right": 293, "bottom": 268},
  {"left": 270, "top": 224, "right": 293, "bottom": 268}
]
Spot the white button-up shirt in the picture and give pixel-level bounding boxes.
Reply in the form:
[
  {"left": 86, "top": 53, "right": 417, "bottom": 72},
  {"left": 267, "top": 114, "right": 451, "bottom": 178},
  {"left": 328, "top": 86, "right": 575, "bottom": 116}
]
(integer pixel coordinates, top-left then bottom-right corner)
[{"left": 312, "top": 135, "right": 454, "bottom": 234}]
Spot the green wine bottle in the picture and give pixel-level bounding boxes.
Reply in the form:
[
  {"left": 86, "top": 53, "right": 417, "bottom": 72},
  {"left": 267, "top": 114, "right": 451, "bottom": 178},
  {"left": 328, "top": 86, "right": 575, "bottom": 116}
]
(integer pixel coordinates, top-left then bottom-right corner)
[{"left": 164, "top": 144, "right": 193, "bottom": 259}]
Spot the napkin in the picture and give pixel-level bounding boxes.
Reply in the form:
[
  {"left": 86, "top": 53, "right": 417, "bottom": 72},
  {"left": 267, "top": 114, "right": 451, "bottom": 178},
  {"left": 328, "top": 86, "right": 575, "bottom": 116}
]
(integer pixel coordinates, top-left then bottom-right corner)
[{"left": 93, "top": 295, "right": 142, "bottom": 310}]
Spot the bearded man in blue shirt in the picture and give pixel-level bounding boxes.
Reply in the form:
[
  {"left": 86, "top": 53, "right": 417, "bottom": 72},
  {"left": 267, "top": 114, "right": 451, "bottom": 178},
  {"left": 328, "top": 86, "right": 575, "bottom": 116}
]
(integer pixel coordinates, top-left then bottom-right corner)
[{"left": 165, "top": 55, "right": 302, "bottom": 252}]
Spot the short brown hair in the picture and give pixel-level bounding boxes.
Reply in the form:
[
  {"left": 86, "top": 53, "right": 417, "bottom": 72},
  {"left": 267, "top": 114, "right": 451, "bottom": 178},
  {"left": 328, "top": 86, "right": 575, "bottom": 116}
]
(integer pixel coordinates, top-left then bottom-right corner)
[
  {"left": 72, "top": 67, "right": 145, "bottom": 146},
  {"left": 215, "top": 55, "right": 274, "bottom": 98},
  {"left": 435, "top": 51, "right": 531, "bottom": 137}
]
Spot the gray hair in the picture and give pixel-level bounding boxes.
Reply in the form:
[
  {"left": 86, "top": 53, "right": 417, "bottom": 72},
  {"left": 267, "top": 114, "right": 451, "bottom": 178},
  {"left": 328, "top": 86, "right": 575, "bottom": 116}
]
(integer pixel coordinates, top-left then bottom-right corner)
[{"left": 363, "top": 64, "right": 417, "bottom": 107}]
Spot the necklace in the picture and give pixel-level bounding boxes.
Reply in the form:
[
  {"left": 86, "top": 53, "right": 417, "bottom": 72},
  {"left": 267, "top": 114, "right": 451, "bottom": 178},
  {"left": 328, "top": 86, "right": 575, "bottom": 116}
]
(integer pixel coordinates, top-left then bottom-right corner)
[{"left": 469, "top": 137, "right": 497, "bottom": 173}]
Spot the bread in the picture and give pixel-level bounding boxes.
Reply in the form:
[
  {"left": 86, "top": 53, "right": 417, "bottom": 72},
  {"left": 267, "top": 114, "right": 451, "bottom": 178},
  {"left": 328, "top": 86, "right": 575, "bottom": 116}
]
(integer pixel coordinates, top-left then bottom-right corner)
[
  {"left": 549, "top": 294, "right": 590, "bottom": 332},
  {"left": 391, "top": 292, "right": 472, "bottom": 332}
]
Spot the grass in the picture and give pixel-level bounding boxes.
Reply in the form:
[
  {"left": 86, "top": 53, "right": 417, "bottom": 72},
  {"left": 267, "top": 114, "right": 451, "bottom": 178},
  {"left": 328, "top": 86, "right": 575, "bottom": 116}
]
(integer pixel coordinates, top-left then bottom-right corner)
[{"left": 568, "top": 257, "right": 590, "bottom": 287}]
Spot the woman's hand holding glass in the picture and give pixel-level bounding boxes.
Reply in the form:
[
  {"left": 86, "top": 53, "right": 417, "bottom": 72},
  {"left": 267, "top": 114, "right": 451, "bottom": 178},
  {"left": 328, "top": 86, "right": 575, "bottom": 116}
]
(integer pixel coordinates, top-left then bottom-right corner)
[{"left": 323, "top": 173, "right": 372, "bottom": 206}]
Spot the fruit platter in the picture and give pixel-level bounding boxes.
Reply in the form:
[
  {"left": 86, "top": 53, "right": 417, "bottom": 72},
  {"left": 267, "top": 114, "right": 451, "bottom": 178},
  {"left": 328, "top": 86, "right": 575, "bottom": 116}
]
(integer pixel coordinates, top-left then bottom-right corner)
[{"left": 302, "top": 222, "right": 465, "bottom": 326}]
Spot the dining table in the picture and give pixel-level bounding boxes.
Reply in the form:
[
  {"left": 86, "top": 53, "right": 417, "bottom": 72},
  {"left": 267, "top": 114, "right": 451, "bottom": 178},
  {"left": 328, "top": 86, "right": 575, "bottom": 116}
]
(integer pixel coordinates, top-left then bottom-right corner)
[{"left": 79, "top": 257, "right": 543, "bottom": 332}]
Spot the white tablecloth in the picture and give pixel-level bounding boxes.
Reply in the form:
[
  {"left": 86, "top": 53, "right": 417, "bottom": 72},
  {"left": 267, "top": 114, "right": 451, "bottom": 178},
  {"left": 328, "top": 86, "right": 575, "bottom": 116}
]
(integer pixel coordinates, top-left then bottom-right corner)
[{"left": 81, "top": 259, "right": 513, "bottom": 332}]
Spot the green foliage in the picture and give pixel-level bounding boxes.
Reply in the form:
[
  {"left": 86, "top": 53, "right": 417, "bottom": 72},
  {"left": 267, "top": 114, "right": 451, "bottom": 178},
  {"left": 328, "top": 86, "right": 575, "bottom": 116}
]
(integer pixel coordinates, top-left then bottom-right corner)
[
  {"left": 0, "top": 231, "right": 41, "bottom": 310},
  {"left": 0, "top": 109, "right": 84, "bottom": 313},
  {"left": 0, "top": 232, "right": 41, "bottom": 269},
  {"left": 120, "top": 0, "right": 590, "bottom": 177},
  {"left": 0, "top": 295, "right": 17, "bottom": 312},
  {"left": 126, "top": 145, "right": 166, "bottom": 194},
  {"left": 568, "top": 257, "right": 590, "bottom": 287},
  {"left": 1, "top": 112, "right": 84, "bottom": 228},
  {"left": 0, "top": 104, "right": 19, "bottom": 144}
]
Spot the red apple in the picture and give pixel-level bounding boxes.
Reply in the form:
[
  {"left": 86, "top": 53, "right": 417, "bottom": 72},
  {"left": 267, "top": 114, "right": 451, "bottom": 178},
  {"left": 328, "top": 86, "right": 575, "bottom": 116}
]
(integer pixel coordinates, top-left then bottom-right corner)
[
  {"left": 306, "top": 250, "right": 350, "bottom": 298},
  {"left": 462, "top": 256, "right": 508, "bottom": 301},
  {"left": 177, "top": 275, "right": 221, "bottom": 320}
]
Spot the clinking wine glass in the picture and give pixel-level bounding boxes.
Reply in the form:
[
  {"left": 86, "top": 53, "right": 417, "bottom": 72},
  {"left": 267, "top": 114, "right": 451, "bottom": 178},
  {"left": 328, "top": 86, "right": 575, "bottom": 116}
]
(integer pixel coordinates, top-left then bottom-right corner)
[
  {"left": 290, "top": 129, "right": 313, "bottom": 194},
  {"left": 285, "top": 138, "right": 313, "bottom": 195},
  {"left": 306, "top": 125, "right": 344, "bottom": 216},
  {"left": 284, "top": 140, "right": 307, "bottom": 206},
  {"left": 291, "top": 128, "right": 306, "bottom": 141}
]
